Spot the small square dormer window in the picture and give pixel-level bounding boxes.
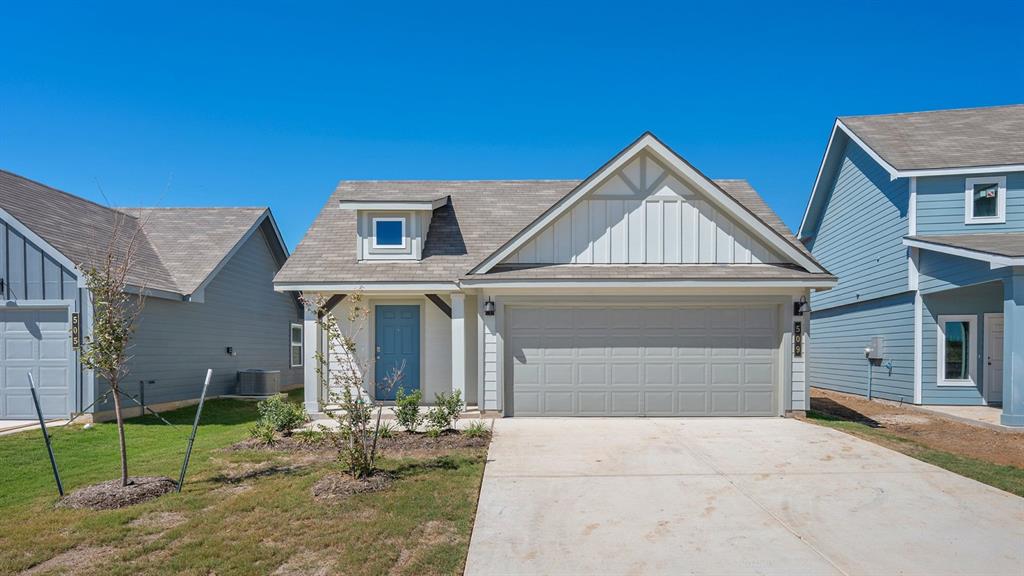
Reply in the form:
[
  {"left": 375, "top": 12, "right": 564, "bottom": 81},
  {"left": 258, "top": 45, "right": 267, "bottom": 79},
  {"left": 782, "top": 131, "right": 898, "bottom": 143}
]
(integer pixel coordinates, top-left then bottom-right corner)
[
  {"left": 965, "top": 176, "right": 1006, "bottom": 224},
  {"left": 372, "top": 217, "right": 406, "bottom": 248}
]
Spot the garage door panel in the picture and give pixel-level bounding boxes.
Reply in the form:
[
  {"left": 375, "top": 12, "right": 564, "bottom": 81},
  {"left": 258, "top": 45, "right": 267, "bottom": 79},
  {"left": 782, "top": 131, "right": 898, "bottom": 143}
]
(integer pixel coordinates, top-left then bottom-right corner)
[
  {"left": 508, "top": 305, "right": 778, "bottom": 417},
  {"left": 5, "top": 339, "right": 34, "bottom": 361},
  {"left": 0, "top": 308, "right": 72, "bottom": 418}
]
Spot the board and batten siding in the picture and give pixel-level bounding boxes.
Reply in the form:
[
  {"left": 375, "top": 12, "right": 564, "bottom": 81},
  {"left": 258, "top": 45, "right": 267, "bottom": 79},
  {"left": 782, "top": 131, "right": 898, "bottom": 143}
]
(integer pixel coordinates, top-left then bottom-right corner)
[
  {"left": 808, "top": 292, "right": 915, "bottom": 402},
  {"left": 504, "top": 154, "right": 781, "bottom": 266},
  {"left": 98, "top": 226, "right": 302, "bottom": 408},
  {"left": 920, "top": 282, "right": 1003, "bottom": 405},
  {"left": 917, "top": 172, "right": 1024, "bottom": 234},
  {"left": 807, "top": 141, "right": 910, "bottom": 310},
  {"left": 0, "top": 217, "right": 78, "bottom": 301}
]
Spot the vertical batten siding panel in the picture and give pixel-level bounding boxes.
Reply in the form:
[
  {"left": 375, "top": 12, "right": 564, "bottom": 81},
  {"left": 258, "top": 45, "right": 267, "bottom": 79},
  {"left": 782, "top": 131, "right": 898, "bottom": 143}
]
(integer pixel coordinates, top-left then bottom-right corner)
[
  {"left": 715, "top": 217, "right": 733, "bottom": 264},
  {"left": 809, "top": 141, "right": 910, "bottom": 311},
  {"left": 42, "top": 256, "right": 61, "bottom": 299},
  {"left": 536, "top": 227, "right": 554, "bottom": 263},
  {"left": 627, "top": 200, "right": 644, "bottom": 263},
  {"left": 25, "top": 243, "right": 43, "bottom": 299},
  {"left": 8, "top": 231, "right": 25, "bottom": 300},
  {"left": 62, "top": 270, "right": 77, "bottom": 301},
  {"left": 645, "top": 201, "right": 661, "bottom": 263},
  {"left": 590, "top": 200, "right": 609, "bottom": 264},
  {"left": 697, "top": 201, "right": 716, "bottom": 264},
  {"left": 571, "top": 201, "right": 590, "bottom": 264},
  {"left": 555, "top": 217, "right": 572, "bottom": 263},
  {"left": 608, "top": 200, "right": 627, "bottom": 263},
  {"left": 682, "top": 201, "right": 698, "bottom": 263},
  {"left": 663, "top": 200, "right": 681, "bottom": 263}
]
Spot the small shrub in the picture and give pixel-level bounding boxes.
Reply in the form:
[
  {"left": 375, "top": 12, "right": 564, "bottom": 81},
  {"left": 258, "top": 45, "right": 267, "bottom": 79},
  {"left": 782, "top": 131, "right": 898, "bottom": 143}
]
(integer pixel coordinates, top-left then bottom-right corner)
[
  {"left": 256, "top": 394, "right": 308, "bottom": 434},
  {"left": 295, "top": 425, "right": 328, "bottom": 446},
  {"left": 249, "top": 421, "right": 276, "bottom": 445},
  {"left": 425, "top": 427, "right": 441, "bottom": 439},
  {"left": 394, "top": 388, "right": 424, "bottom": 432},
  {"left": 463, "top": 420, "right": 490, "bottom": 439},
  {"left": 378, "top": 421, "right": 397, "bottom": 439}
]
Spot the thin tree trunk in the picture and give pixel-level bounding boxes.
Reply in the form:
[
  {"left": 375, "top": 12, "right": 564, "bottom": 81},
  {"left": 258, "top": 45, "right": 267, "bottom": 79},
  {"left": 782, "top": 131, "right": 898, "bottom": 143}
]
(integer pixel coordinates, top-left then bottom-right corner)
[{"left": 111, "top": 383, "right": 129, "bottom": 487}]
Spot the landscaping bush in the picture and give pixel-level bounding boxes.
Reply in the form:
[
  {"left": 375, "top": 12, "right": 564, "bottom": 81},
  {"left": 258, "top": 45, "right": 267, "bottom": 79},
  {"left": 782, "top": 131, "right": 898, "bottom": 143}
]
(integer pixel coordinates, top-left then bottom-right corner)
[
  {"left": 463, "top": 420, "right": 490, "bottom": 438},
  {"left": 249, "top": 420, "right": 276, "bottom": 445},
  {"left": 378, "top": 421, "right": 397, "bottom": 439},
  {"left": 394, "top": 388, "right": 424, "bottom": 432},
  {"left": 255, "top": 393, "right": 308, "bottom": 434},
  {"left": 426, "top": 390, "right": 464, "bottom": 434}
]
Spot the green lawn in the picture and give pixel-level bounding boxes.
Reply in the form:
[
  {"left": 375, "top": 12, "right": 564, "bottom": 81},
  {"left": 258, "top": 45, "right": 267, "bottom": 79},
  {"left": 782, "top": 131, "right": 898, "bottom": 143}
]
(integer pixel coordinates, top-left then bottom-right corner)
[
  {"left": 0, "top": 389, "right": 487, "bottom": 575},
  {"left": 806, "top": 411, "right": 1024, "bottom": 498}
]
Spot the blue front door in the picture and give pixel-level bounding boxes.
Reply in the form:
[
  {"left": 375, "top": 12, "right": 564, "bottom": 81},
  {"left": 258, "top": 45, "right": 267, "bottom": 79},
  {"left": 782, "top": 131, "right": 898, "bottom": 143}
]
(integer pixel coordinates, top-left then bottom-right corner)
[{"left": 374, "top": 305, "right": 420, "bottom": 400}]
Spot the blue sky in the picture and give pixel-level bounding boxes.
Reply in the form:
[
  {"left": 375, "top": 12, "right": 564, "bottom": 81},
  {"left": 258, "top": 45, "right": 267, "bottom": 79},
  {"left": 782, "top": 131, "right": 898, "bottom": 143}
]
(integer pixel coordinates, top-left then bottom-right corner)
[{"left": 2, "top": 1, "right": 1022, "bottom": 250}]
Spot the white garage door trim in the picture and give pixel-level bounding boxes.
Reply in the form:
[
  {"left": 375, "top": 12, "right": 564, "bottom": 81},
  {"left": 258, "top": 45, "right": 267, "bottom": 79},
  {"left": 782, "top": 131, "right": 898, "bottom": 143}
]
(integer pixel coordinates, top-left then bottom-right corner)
[
  {"left": 502, "top": 298, "right": 790, "bottom": 417},
  {"left": 0, "top": 300, "right": 77, "bottom": 420}
]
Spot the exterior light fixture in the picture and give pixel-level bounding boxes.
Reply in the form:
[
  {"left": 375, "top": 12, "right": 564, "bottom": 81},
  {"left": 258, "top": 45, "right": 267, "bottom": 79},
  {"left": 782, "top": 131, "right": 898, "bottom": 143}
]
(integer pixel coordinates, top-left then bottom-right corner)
[
  {"left": 484, "top": 298, "right": 496, "bottom": 316},
  {"left": 793, "top": 296, "right": 810, "bottom": 316}
]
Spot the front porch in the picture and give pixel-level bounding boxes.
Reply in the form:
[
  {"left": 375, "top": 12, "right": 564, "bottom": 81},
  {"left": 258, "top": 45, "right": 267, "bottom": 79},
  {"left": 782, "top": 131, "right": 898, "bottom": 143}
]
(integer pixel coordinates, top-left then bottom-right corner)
[{"left": 300, "top": 290, "right": 480, "bottom": 415}]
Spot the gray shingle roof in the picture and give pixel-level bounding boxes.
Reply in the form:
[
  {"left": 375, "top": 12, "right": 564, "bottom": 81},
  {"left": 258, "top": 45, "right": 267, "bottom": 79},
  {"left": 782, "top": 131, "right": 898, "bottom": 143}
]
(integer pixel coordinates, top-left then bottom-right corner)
[
  {"left": 0, "top": 169, "right": 274, "bottom": 297},
  {"left": 907, "top": 233, "right": 1024, "bottom": 259},
  {"left": 276, "top": 178, "right": 819, "bottom": 284},
  {"left": 840, "top": 104, "right": 1024, "bottom": 171},
  {"left": 470, "top": 263, "right": 833, "bottom": 282}
]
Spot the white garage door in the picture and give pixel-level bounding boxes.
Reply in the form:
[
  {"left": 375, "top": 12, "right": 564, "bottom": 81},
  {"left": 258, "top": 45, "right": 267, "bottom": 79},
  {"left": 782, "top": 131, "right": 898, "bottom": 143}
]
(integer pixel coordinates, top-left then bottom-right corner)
[
  {"left": 0, "top": 308, "right": 73, "bottom": 419},
  {"left": 508, "top": 306, "right": 778, "bottom": 416}
]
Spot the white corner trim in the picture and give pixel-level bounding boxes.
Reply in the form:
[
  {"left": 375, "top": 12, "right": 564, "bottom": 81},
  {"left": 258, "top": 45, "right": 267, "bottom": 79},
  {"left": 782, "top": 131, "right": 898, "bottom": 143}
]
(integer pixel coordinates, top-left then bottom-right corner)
[
  {"left": 371, "top": 216, "right": 408, "bottom": 249},
  {"left": 913, "top": 290, "right": 923, "bottom": 404},
  {"left": 902, "top": 237, "right": 1024, "bottom": 267},
  {"left": 908, "top": 177, "right": 917, "bottom": 236},
  {"left": 0, "top": 206, "right": 85, "bottom": 285},
  {"left": 936, "top": 314, "right": 978, "bottom": 387},
  {"left": 339, "top": 198, "right": 447, "bottom": 211},
  {"left": 473, "top": 133, "right": 826, "bottom": 275},
  {"left": 898, "top": 164, "right": 1024, "bottom": 178},
  {"left": 964, "top": 175, "right": 1007, "bottom": 225}
]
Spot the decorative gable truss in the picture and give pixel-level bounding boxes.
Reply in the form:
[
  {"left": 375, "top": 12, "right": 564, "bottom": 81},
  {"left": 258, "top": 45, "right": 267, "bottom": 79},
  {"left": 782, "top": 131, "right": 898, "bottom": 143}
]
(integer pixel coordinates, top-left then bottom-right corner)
[{"left": 501, "top": 153, "right": 782, "bottom": 266}]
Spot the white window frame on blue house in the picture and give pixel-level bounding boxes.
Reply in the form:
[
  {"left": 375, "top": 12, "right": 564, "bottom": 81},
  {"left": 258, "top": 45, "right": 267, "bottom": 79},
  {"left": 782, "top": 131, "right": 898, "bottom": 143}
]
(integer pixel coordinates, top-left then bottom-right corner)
[
  {"left": 964, "top": 175, "right": 1006, "bottom": 225},
  {"left": 936, "top": 314, "right": 978, "bottom": 387},
  {"left": 372, "top": 216, "right": 407, "bottom": 248},
  {"left": 290, "top": 322, "right": 304, "bottom": 367}
]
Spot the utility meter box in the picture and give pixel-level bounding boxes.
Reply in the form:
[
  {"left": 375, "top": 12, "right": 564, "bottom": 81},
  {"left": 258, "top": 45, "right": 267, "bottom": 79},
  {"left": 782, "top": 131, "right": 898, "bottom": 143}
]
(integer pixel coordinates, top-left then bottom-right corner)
[{"left": 865, "top": 336, "right": 885, "bottom": 360}]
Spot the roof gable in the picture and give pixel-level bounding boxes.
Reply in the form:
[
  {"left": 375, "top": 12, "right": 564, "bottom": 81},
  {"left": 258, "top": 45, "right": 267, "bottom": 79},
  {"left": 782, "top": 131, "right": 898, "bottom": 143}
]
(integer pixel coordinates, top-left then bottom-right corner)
[
  {"left": 473, "top": 132, "right": 825, "bottom": 274},
  {"left": 502, "top": 151, "right": 783, "bottom": 266}
]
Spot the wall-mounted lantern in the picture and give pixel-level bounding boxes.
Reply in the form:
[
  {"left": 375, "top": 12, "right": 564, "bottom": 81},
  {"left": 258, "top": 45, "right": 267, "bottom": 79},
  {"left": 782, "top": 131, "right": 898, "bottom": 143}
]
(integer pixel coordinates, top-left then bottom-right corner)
[
  {"left": 793, "top": 295, "right": 810, "bottom": 316},
  {"left": 484, "top": 298, "right": 495, "bottom": 316}
]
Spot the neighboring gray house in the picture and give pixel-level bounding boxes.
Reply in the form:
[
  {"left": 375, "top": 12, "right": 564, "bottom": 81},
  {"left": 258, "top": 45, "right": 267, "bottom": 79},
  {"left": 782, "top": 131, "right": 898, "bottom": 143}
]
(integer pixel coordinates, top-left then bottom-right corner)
[
  {"left": 276, "top": 133, "right": 835, "bottom": 417},
  {"left": 0, "top": 169, "right": 303, "bottom": 420},
  {"left": 799, "top": 104, "right": 1024, "bottom": 427}
]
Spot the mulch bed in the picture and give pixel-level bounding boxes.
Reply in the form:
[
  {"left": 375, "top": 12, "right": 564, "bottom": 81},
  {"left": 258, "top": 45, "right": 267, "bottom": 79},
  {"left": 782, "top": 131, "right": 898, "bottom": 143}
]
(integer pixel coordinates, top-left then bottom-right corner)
[
  {"left": 229, "top": 428, "right": 492, "bottom": 458},
  {"left": 57, "top": 476, "right": 177, "bottom": 510},
  {"left": 311, "top": 472, "right": 394, "bottom": 501},
  {"left": 808, "top": 387, "right": 1024, "bottom": 468},
  {"left": 229, "top": 435, "right": 331, "bottom": 453}
]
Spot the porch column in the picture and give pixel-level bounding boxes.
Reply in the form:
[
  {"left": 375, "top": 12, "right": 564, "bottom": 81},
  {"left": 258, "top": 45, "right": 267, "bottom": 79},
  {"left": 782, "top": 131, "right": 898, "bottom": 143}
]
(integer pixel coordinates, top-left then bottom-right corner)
[
  {"left": 303, "top": 306, "right": 322, "bottom": 415},
  {"left": 1002, "top": 270, "right": 1024, "bottom": 427},
  {"left": 451, "top": 293, "right": 467, "bottom": 400}
]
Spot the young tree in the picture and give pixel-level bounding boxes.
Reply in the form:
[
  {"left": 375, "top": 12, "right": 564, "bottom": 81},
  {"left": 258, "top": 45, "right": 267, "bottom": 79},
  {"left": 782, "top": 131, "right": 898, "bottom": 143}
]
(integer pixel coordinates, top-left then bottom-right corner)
[
  {"left": 79, "top": 211, "right": 147, "bottom": 487},
  {"left": 305, "top": 294, "right": 400, "bottom": 479}
]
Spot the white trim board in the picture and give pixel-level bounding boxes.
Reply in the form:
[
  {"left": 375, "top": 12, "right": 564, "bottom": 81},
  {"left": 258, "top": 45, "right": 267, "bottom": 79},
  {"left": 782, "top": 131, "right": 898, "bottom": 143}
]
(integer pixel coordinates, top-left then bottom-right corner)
[
  {"left": 275, "top": 282, "right": 460, "bottom": 293},
  {"left": 471, "top": 132, "right": 826, "bottom": 275},
  {"left": 936, "top": 314, "right": 978, "bottom": 388},
  {"left": 459, "top": 278, "right": 837, "bottom": 289},
  {"left": 339, "top": 198, "right": 448, "bottom": 211},
  {"left": 964, "top": 175, "right": 1007, "bottom": 225},
  {"left": 902, "top": 238, "right": 1024, "bottom": 268},
  {"left": 983, "top": 312, "right": 1004, "bottom": 403}
]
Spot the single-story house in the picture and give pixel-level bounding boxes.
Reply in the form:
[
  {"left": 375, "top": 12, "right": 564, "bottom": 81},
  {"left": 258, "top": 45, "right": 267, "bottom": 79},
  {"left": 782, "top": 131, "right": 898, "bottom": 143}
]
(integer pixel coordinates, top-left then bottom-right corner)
[
  {"left": 798, "top": 104, "right": 1024, "bottom": 427},
  {"left": 0, "top": 169, "right": 303, "bottom": 420},
  {"left": 275, "top": 133, "right": 836, "bottom": 417}
]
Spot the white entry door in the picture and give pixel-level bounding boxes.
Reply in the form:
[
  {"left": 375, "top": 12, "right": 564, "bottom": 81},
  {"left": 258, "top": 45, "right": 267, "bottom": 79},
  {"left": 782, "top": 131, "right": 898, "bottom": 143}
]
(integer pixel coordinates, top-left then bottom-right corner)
[{"left": 984, "top": 314, "right": 1004, "bottom": 404}]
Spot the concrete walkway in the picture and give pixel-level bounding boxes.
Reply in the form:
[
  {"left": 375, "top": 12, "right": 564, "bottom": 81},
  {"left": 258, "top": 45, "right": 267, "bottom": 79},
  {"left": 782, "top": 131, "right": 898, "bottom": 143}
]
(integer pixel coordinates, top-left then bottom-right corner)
[{"left": 465, "top": 418, "right": 1024, "bottom": 576}]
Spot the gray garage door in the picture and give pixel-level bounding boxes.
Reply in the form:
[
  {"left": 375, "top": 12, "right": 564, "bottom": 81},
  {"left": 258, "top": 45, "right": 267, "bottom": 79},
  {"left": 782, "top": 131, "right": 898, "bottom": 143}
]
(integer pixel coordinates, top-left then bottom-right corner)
[
  {"left": 508, "top": 306, "right": 778, "bottom": 416},
  {"left": 0, "top": 308, "right": 73, "bottom": 419}
]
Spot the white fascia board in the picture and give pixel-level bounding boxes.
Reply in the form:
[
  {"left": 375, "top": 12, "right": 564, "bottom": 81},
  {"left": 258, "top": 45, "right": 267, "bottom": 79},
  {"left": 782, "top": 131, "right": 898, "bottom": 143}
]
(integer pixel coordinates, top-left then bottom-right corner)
[
  {"left": 338, "top": 198, "right": 447, "bottom": 211},
  {"left": 458, "top": 278, "right": 837, "bottom": 290},
  {"left": 835, "top": 120, "right": 901, "bottom": 180},
  {"left": 895, "top": 164, "right": 1024, "bottom": 178},
  {"left": 273, "top": 281, "right": 460, "bottom": 293},
  {"left": 474, "top": 133, "right": 826, "bottom": 275},
  {"left": 902, "top": 237, "right": 1024, "bottom": 267},
  {"left": 0, "top": 206, "right": 85, "bottom": 286}
]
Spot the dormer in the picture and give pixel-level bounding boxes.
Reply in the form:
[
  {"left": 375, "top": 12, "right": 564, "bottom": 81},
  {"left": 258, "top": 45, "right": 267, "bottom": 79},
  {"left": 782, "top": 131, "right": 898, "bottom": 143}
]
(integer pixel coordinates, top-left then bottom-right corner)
[{"left": 340, "top": 196, "right": 449, "bottom": 261}]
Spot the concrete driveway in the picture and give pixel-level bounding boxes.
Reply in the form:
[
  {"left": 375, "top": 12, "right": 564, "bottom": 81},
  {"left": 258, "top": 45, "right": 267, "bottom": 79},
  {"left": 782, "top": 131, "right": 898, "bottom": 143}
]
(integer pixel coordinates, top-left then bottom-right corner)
[{"left": 465, "top": 418, "right": 1024, "bottom": 575}]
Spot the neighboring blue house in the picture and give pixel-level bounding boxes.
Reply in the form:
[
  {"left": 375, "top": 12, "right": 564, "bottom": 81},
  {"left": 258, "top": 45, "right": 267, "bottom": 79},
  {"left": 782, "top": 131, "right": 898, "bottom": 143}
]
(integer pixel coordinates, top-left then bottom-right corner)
[{"left": 799, "top": 104, "right": 1024, "bottom": 427}]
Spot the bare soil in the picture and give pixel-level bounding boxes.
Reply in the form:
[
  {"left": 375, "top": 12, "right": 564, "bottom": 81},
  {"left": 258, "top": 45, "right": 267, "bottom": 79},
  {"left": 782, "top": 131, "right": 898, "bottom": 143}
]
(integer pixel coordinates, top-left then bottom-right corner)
[
  {"left": 808, "top": 387, "right": 1024, "bottom": 468},
  {"left": 56, "top": 476, "right": 177, "bottom": 510},
  {"left": 311, "top": 472, "right": 394, "bottom": 501}
]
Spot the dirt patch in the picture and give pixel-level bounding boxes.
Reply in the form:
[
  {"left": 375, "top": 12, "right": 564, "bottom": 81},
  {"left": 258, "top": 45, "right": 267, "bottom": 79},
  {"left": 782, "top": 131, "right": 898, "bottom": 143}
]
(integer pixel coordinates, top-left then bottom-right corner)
[
  {"left": 389, "top": 520, "right": 459, "bottom": 575},
  {"left": 311, "top": 472, "right": 393, "bottom": 501},
  {"left": 129, "top": 511, "right": 187, "bottom": 530},
  {"left": 229, "top": 435, "right": 332, "bottom": 453},
  {"left": 19, "top": 545, "right": 118, "bottom": 576},
  {"left": 377, "top": 430, "right": 491, "bottom": 458},
  {"left": 57, "top": 477, "right": 177, "bottom": 510},
  {"left": 808, "top": 388, "right": 1024, "bottom": 468}
]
